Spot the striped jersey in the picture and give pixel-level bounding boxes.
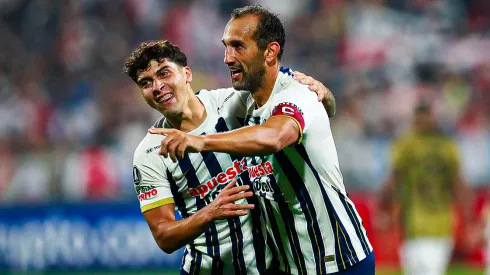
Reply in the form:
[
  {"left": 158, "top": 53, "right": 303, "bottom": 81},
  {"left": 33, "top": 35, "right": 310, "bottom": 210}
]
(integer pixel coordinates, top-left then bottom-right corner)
[
  {"left": 133, "top": 89, "right": 275, "bottom": 275},
  {"left": 243, "top": 71, "right": 373, "bottom": 274}
]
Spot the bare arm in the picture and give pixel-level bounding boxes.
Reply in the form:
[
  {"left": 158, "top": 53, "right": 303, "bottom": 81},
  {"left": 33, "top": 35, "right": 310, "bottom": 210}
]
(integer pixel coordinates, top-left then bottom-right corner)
[
  {"left": 201, "top": 116, "right": 299, "bottom": 156},
  {"left": 149, "top": 116, "right": 300, "bottom": 161},
  {"left": 144, "top": 181, "right": 254, "bottom": 253},
  {"left": 144, "top": 204, "right": 212, "bottom": 254}
]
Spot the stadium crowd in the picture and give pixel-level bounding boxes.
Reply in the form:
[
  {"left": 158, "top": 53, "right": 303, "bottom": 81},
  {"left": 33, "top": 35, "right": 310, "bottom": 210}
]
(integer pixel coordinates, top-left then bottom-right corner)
[{"left": 0, "top": 0, "right": 489, "bottom": 205}]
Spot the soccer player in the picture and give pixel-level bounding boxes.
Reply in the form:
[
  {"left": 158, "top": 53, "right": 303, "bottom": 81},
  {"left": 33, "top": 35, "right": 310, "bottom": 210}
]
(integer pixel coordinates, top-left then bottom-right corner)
[
  {"left": 149, "top": 5, "right": 374, "bottom": 274},
  {"left": 379, "top": 102, "right": 472, "bottom": 275},
  {"left": 125, "top": 40, "right": 335, "bottom": 274}
]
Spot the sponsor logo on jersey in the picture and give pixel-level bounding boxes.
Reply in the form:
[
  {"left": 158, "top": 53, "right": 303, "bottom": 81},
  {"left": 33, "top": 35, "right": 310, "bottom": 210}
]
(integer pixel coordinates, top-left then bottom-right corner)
[
  {"left": 247, "top": 161, "right": 274, "bottom": 180},
  {"left": 248, "top": 161, "right": 275, "bottom": 199},
  {"left": 188, "top": 159, "right": 248, "bottom": 199},
  {"left": 135, "top": 185, "right": 156, "bottom": 194},
  {"left": 145, "top": 145, "right": 162, "bottom": 154},
  {"left": 138, "top": 188, "right": 158, "bottom": 201},
  {"left": 133, "top": 166, "right": 141, "bottom": 185},
  {"left": 187, "top": 159, "right": 276, "bottom": 199}
]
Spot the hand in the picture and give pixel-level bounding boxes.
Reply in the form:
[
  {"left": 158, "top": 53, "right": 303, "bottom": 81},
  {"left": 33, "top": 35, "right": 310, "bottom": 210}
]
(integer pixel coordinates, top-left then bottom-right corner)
[
  {"left": 202, "top": 179, "right": 255, "bottom": 221},
  {"left": 148, "top": 127, "right": 204, "bottom": 162},
  {"left": 293, "top": 71, "right": 333, "bottom": 102}
]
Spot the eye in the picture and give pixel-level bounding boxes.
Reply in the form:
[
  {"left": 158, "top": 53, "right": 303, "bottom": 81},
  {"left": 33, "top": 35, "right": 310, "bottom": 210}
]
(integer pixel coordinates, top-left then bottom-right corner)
[
  {"left": 159, "top": 70, "right": 169, "bottom": 78},
  {"left": 139, "top": 80, "right": 152, "bottom": 88},
  {"left": 233, "top": 43, "right": 244, "bottom": 50}
]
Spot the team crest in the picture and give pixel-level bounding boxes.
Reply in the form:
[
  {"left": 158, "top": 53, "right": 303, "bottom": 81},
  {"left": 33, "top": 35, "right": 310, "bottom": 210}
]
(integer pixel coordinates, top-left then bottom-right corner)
[{"left": 133, "top": 166, "right": 142, "bottom": 185}]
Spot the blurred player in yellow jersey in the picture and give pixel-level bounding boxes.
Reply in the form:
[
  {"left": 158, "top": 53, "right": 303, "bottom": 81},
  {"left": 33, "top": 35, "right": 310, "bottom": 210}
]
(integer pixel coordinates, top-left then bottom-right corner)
[{"left": 379, "top": 101, "right": 472, "bottom": 275}]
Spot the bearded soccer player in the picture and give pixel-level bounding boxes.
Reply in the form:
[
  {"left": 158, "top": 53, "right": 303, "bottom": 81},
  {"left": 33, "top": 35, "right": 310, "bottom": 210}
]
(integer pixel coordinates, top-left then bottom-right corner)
[
  {"left": 126, "top": 40, "right": 335, "bottom": 274},
  {"left": 150, "top": 5, "right": 374, "bottom": 275}
]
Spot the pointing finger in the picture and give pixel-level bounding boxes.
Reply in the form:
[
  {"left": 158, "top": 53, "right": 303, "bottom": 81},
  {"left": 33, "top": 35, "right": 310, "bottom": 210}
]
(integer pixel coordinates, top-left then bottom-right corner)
[{"left": 149, "top": 128, "right": 172, "bottom": 135}]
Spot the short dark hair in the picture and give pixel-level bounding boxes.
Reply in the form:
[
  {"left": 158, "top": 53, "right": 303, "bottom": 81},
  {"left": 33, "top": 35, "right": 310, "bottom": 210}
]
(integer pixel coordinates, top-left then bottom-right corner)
[
  {"left": 231, "top": 5, "right": 285, "bottom": 60},
  {"left": 123, "top": 40, "right": 187, "bottom": 82}
]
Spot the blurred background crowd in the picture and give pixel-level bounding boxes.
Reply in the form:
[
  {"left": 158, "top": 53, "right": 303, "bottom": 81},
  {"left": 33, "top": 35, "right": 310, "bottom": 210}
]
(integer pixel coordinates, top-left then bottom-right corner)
[
  {"left": 1, "top": 0, "right": 489, "bottom": 202},
  {"left": 1, "top": 0, "right": 490, "bottom": 272}
]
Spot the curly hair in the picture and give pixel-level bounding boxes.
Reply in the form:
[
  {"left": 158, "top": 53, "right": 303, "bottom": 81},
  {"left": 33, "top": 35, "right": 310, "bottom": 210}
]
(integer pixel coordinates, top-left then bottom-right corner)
[
  {"left": 231, "top": 5, "right": 285, "bottom": 60},
  {"left": 123, "top": 40, "right": 187, "bottom": 82}
]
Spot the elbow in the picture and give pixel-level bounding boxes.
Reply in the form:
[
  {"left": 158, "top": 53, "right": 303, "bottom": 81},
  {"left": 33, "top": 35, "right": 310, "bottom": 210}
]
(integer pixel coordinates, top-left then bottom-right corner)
[
  {"left": 258, "top": 141, "right": 282, "bottom": 155},
  {"left": 156, "top": 237, "right": 179, "bottom": 254},
  {"left": 161, "top": 245, "right": 178, "bottom": 254},
  {"left": 153, "top": 229, "right": 179, "bottom": 254},
  {"left": 256, "top": 131, "right": 286, "bottom": 155}
]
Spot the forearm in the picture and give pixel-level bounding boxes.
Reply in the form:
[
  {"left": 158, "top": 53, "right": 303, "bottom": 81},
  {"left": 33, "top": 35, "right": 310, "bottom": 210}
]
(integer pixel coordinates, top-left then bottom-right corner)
[
  {"left": 152, "top": 209, "right": 213, "bottom": 253},
  {"left": 200, "top": 117, "right": 300, "bottom": 156},
  {"left": 323, "top": 94, "right": 336, "bottom": 118},
  {"left": 202, "top": 124, "right": 287, "bottom": 156}
]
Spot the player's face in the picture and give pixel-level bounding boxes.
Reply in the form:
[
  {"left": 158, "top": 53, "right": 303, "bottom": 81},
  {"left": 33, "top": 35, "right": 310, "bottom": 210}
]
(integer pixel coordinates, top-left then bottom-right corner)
[
  {"left": 136, "top": 59, "right": 192, "bottom": 118},
  {"left": 222, "top": 15, "right": 266, "bottom": 92}
]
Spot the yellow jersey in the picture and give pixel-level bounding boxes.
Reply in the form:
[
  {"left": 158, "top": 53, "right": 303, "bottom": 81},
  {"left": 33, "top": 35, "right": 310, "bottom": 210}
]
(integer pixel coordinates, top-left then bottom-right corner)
[{"left": 392, "top": 131, "right": 460, "bottom": 238}]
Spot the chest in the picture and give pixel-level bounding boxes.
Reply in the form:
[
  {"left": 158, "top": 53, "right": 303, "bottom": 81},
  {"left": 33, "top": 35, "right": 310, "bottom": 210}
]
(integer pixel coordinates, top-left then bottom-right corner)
[{"left": 402, "top": 138, "right": 452, "bottom": 173}]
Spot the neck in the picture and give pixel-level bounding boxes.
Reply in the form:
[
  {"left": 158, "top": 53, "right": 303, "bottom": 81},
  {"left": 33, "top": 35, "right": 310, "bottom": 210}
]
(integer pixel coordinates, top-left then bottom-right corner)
[
  {"left": 166, "top": 87, "right": 207, "bottom": 132},
  {"left": 251, "top": 63, "right": 280, "bottom": 108}
]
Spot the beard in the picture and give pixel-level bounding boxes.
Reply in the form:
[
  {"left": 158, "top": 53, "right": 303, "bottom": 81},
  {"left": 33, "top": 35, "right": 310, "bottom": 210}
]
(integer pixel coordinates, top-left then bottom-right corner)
[{"left": 231, "top": 56, "right": 266, "bottom": 93}]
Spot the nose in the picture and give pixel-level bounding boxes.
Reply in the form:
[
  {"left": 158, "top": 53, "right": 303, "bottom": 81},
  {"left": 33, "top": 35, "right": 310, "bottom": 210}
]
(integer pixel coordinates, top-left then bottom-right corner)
[
  {"left": 152, "top": 79, "right": 165, "bottom": 97},
  {"left": 224, "top": 47, "right": 235, "bottom": 66}
]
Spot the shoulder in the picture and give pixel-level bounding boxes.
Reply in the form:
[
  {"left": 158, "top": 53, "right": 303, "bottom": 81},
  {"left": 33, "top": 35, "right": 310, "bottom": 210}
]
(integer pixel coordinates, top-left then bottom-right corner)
[
  {"left": 198, "top": 87, "right": 236, "bottom": 102},
  {"left": 273, "top": 74, "right": 317, "bottom": 105},
  {"left": 203, "top": 87, "right": 249, "bottom": 113},
  {"left": 267, "top": 74, "right": 320, "bottom": 116},
  {"left": 133, "top": 131, "right": 166, "bottom": 166},
  {"left": 278, "top": 74, "right": 311, "bottom": 95}
]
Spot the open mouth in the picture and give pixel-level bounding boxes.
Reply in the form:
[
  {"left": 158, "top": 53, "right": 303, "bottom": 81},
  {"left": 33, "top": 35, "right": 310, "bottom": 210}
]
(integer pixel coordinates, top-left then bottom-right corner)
[
  {"left": 157, "top": 93, "right": 174, "bottom": 104},
  {"left": 230, "top": 68, "right": 243, "bottom": 80}
]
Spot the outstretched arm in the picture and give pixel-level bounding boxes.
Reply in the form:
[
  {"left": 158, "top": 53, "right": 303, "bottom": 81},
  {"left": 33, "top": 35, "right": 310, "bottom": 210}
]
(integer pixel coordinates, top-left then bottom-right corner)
[
  {"left": 201, "top": 116, "right": 299, "bottom": 156},
  {"left": 149, "top": 116, "right": 300, "bottom": 161}
]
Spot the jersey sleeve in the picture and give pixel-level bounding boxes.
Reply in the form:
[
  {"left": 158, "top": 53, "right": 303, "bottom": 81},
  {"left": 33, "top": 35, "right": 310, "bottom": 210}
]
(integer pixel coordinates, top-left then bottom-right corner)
[
  {"left": 133, "top": 145, "right": 174, "bottom": 213},
  {"left": 269, "top": 85, "right": 320, "bottom": 143}
]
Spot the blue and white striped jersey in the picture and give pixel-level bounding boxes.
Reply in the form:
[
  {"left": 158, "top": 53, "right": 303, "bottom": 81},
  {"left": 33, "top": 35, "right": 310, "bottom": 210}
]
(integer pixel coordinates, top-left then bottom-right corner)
[
  {"left": 243, "top": 71, "right": 373, "bottom": 274},
  {"left": 133, "top": 89, "right": 276, "bottom": 275}
]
